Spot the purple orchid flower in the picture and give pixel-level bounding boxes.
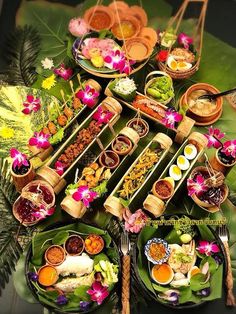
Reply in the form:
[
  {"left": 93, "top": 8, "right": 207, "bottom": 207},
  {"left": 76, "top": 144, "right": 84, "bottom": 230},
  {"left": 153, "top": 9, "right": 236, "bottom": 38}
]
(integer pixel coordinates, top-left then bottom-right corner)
[
  {"left": 56, "top": 295, "right": 68, "bottom": 305},
  {"left": 28, "top": 131, "right": 51, "bottom": 149},
  {"left": 54, "top": 63, "right": 73, "bottom": 80},
  {"left": 55, "top": 161, "right": 65, "bottom": 176},
  {"left": 32, "top": 205, "right": 55, "bottom": 220},
  {"left": 222, "top": 139, "right": 236, "bottom": 158},
  {"left": 10, "top": 148, "right": 29, "bottom": 170},
  {"left": 162, "top": 109, "right": 183, "bottom": 129},
  {"left": 92, "top": 106, "right": 113, "bottom": 125},
  {"left": 87, "top": 281, "right": 109, "bottom": 305},
  {"left": 197, "top": 240, "right": 220, "bottom": 256},
  {"left": 22, "top": 95, "right": 41, "bottom": 115},
  {"left": 178, "top": 33, "right": 193, "bottom": 49},
  {"left": 28, "top": 272, "right": 38, "bottom": 282},
  {"left": 80, "top": 301, "right": 90, "bottom": 311},
  {"left": 76, "top": 85, "right": 99, "bottom": 108},
  {"left": 72, "top": 185, "right": 98, "bottom": 207},
  {"left": 120, "top": 59, "right": 136, "bottom": 75},
  {"left": 204, "top": 126, "right": 225, "bottom": 148},
  {"left": 187, "top": 174, "right": 208, "bottom": 197}
]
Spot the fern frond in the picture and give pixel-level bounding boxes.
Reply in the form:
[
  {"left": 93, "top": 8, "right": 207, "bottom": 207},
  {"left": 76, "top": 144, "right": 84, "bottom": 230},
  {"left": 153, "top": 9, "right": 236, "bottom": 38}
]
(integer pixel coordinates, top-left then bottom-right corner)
[{"left": 2, "top": 25, "right": 40, "bottom": 86}]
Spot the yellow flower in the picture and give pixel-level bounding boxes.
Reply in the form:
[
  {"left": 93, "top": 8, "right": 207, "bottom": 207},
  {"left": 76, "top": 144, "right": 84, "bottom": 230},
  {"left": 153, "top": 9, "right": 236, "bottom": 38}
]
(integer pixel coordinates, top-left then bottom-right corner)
[
  {"left": 42, "top": 74, "right": 56, "bottom": 90},
  {"left": 0, "top": 126, "right": 14, "bottom": 139}
]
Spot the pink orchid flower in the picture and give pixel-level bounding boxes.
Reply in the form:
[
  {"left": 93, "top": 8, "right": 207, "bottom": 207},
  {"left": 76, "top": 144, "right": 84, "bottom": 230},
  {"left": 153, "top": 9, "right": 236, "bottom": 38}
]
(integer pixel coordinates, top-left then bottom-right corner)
[
  {"left": 204, "top": 126, "right": 225, "bottom": 148},
  {"left": 104, "top": 49, "right": 126, "bottom": 73},
  {"left": 68, "top": 17, "right": 90, "bottom": 37},
  {"left": 22, "top": 95, "right": 41, "bottom": 114},
  {"left": 54, "top": 63, "right": 73, "bottom": 80},
  {"left": 120, "top": 59, "right": 135, "bottom": 75},
  {"left": 55, "top": 161, "right": 65, "bottom": 176},
  {"left": 72, "top": 185, "right": 97, "bottom": 207},
  {"left": 28, "top": 131, "right": 50, "bottom": 149},
  {"left": 187, "top": 174, "right": 208, "bottom": 196},
  {"left": 197, "top": 240, "right": 220, "bottom": 256},
  {"left": 178, "top": 33, "right": 193, "bottom": 49},
  {"left": 87, "top": 281, "right": 109, "bottom": 305},
  {"left": 222, "top": 140, "right": 236, "bottom": 158},
  {"left": 32, "top": 205, "right": 55, "bottom": 220},
  {"left": 76, "top": 85, "right": 99, "bottom": 108},
  {"left": 123, "top": 208, "right": 148, "bottom": 233},
  {"left": 162, "top": 109, "right": 183, "bottom": 129},
  {"left": 10, "top": 148, "right": 29, "bottom": 169},
  {"left": 92, "top": 106, "right": 113, "bottom": 125}
]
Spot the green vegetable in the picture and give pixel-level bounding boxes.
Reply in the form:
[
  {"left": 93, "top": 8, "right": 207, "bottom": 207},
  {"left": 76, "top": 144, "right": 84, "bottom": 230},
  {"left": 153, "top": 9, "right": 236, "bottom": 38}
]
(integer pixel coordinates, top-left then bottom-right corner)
[
  {"left": 175, "top": 252, "right": 192, "bottom": 264},
  {"left": 49, "top": 128, "right": 64, "bottom": 145},
  {"left": 92, "top": 180, "right": 108, "bottom": 196},
  {"left": 180, "top": 233, "right": 192, "bottom": 244},
  {"left": 94, "top": 260, "right": 119, "bottom": 286},
  {"left": 147, "top": 76, "right": 174, "bottom": 102},
  {"left": 190, "top": 273, "right": 210, "bottom": 292},
  {"left": 65, "top": 182, "right": 79, "bottom": 195}
]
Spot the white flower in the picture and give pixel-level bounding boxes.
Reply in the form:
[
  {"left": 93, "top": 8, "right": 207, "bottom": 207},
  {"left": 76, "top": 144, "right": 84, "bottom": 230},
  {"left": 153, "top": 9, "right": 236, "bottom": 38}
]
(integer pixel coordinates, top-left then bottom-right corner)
[{"left": 41, "top": 57, "right": 54, "bottom": 70}]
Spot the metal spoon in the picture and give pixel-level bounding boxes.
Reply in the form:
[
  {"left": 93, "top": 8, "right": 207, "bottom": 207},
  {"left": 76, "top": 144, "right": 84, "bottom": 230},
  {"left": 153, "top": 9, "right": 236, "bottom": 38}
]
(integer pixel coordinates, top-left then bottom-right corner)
[
  {"left": 198, "top": 87, "right": 236, "bottom": 102},
  {"left": 96, "top": 137, "right": 115, "bottom": 166}
]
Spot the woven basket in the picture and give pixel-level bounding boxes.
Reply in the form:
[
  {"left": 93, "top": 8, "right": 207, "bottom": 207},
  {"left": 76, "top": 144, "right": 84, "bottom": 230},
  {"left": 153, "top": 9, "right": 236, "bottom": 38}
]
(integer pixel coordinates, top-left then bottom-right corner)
[
  {"left": 157, "top": 0, "right": 208, "bottom": 80},
  {"left": 144, "top": 70, "right": 174, "bottom": 105}
]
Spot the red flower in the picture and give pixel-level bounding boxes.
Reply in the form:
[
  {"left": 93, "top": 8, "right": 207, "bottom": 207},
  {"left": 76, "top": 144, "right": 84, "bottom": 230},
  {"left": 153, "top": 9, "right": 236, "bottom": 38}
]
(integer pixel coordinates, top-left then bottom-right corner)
[{"left": 156, "top": 50, "right": 169, "bottom": 62}]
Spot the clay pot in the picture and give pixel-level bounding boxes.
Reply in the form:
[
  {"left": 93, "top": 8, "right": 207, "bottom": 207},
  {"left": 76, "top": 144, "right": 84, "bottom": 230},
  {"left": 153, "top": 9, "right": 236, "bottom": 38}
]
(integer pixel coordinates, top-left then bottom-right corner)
[
  {"left": 64, "top": 235, "right": 85, "bottom": 256},
  {"left": 181, "top": 83, "right": 223, "bottom": 124},
  {"left": 152, "top": 179, "right": 174, "bottom": 201},
  {"left": 111, "top": 15, "right": 140, "bottom": 40},
  {"left": 45, "top": 245, "right": 66, "bottom": 266},
  {"left": 123, "top": 37, "right": 152, "bottom": 62},
  {"left": 210, "top": 148, "right": 236, "bottom": 176},
  {"left": 99, "top": 150, "right": 120, "bottom": 169},
  {"left": 112, "top": 135, "right": 132, "bottom": 156},
  {"left": 189, "top": 166, "right": 229, "bottom": 210},
  {"left": 11, "top": 161, "right": 35, "bottom": 193},
  {"left": 126, "top": 118, "right": 149, "bottom": 138},
  {"left": 84, "top": 5, "right": 115, "bottom": 31}
]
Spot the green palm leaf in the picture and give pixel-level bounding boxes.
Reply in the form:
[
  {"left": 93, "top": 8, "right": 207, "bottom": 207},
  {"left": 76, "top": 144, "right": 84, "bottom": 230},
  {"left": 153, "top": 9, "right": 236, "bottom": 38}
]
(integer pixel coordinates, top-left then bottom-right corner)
[{"left": 2, "top": 25, "right": 40, "bottom": 86}]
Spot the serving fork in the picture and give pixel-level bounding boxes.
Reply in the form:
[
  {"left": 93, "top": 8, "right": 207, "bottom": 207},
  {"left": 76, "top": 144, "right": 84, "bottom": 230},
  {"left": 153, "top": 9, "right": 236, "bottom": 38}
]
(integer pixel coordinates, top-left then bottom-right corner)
[
  {"left": 218, "top": 224, "right": 236, "bottom": 306},
  {"left": 120, "top": 231, "right": 131, "bottom": 314}
]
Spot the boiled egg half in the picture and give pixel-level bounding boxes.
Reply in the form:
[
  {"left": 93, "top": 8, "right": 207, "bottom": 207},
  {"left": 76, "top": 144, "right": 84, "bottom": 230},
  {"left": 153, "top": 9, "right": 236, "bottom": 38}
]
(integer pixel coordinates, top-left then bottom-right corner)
[
  {"left": 187, "top": 266, "right": 201, "bottom": 280},
  {"left": 177, "top": 155, "right": 190, "bottom": 171},
  {"left": 169, "top": 164, "right": 182, "bottom": 181},
  {"left": 184, "top": 144, "right": 198, "bottom": 160}
]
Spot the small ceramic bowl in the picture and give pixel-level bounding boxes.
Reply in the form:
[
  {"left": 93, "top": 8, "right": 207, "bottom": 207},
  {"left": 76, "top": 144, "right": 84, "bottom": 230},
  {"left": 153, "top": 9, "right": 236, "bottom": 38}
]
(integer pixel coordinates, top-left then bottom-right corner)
[
  {"left": 144, "top": 238, "right": 171, "bottom": 265},
  {"left": 152, "top": 179, "right": 174, "bottom": 201},
  {"left": 111, "top": 135, "right": 132, "bottom": 156},
  {"left": 99, "top": 150, "right": 120, "bottom": 169},
  {"left": 64, "top": 235, "right": 85, "bottom": 256},
  {"left": 181, "top": 83, "right": 223, "bottom": 124},
  {"left": 45, "top": 245, "right": 66, "bottom": 266},
  {"left": 37, "top": 265, "right": 59, "bottom": 287},
  {"left": 124, "top": 37, "right": 153, "bottom": 62},
  {"left": 111, "top": 15, "right": 140, "bottom": 40},
  {"left": 126, "top": 118, "right": 149, "bottom": 138},
  {"left": 84, "top": 5, "right": 115, "bottom": 31},
  {"left": 84, "top": 234, "right": 104, "bottom": 255}
]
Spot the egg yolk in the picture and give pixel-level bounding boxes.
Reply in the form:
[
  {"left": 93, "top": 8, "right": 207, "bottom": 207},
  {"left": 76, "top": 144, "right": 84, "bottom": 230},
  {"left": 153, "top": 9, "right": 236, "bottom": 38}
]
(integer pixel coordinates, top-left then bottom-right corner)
[
  {"left": 169, "top": 60, "right": 178, "bottom": 70},
  {"left": 173, "top": 166, "right": 181, "bottom": 175},
  {"left": 178, "top": 61, "right": 187, "bottom": 68},
  {"left": 190, "top": 267, "right": 201, "bottom": 277},
  {"left": 178, "top": 156, "right": 185, "bottom": 165},
  {"left": 185, "top": 147, "right": 193, "bottom": 155}
]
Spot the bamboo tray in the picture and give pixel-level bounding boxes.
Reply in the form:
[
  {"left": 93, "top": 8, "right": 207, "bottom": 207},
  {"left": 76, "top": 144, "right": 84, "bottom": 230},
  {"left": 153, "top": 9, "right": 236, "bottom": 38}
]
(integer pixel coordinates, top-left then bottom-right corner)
[
  {"left": 104, "top": 133, "right": 173, "bottom": 220},
  {"left": 28, "top": 78, "right": 102, "bottom": 162},
  {"left": 105, "top": 84, "right": 195, "bottom": 144},
  {"left": 143, "top": 132, "right": 208, "bottom": 217},
  {"left": 36, "top": 97, "right": 122, "bottom": 194},
  {"left": 60, "top": 126, "right": 140, "bottom": 219}
]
